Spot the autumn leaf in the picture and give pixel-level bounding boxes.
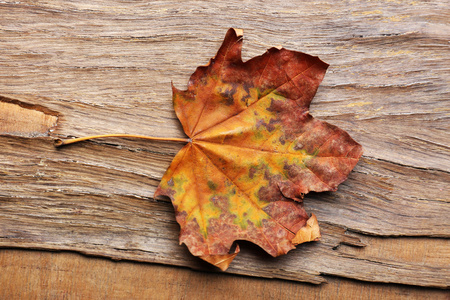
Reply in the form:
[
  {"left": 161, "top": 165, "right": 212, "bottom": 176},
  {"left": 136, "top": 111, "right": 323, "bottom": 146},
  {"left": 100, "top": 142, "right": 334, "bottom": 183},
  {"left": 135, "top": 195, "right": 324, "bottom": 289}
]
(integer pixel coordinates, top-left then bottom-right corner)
[{"left": 154, "top": 28, "right": 363, "bottom": 270}]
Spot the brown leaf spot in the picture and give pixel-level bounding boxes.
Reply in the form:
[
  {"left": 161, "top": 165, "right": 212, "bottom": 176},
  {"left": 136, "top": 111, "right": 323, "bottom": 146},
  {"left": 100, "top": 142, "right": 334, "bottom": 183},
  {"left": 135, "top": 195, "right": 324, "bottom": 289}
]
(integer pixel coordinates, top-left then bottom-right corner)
[
  {"left": 219, "top": 85, "right": 237, "bottom": 106},
  {"left": 207, "top": 180, "right": 218, "bottom": 191},
  {"left": 248, "top": 166, "right": 257, "bottom": 179}
]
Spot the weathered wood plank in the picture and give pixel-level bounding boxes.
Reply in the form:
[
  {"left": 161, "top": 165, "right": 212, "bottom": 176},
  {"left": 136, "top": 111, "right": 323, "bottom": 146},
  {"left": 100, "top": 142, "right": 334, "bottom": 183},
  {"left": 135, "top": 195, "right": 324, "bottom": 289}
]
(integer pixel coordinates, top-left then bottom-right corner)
[
  {"left": 0, "top": 136, "right": 448, "bottom": 287},
  {"left": 0, "top": 0, "right": 449, "bottom": 288},
  {"left": 1, "top": 136, "right": 448, "bottom": 237},
  {"left": 1, "top": 1, "right": 448, "bottom": 170}
]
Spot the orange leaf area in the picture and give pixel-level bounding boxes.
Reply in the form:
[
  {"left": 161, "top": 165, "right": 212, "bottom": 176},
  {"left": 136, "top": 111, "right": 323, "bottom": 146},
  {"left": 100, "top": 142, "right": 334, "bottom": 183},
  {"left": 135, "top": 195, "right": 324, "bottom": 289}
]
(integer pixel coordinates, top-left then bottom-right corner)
[{"left": 155, "top": 28, "right": 362, "bottom": 270}]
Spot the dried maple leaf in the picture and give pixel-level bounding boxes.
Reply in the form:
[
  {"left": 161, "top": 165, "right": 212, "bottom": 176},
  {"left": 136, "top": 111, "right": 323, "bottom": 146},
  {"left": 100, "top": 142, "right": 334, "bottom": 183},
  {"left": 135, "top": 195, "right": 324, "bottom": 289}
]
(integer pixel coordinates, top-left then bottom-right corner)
[
  {"left": 154, "top": 28, "right": 363, "bottom": 270},
  {"left": 55, "top": 28, "right": 362, "bottom": 270}
]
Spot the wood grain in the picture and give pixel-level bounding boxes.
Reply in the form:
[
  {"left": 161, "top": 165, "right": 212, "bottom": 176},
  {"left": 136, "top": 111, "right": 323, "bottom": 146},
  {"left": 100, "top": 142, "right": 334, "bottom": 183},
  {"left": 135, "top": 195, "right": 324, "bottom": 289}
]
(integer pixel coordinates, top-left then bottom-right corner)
[
  {"left": 0, "top": 0, "right": 449, "bottom": 290},
  {"left": 1, "top": 249, "right": 448, "bottom": 300}
]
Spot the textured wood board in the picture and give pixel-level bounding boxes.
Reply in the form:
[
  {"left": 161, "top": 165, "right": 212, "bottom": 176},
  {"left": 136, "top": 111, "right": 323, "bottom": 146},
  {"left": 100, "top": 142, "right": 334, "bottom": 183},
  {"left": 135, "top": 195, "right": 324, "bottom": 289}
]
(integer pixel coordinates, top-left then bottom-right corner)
[
  {"left": 1, "top": 249, "right": 449, "bottom": 299},
  {"left": 0, "top": 0, "right": 449, "bottom": 288}
]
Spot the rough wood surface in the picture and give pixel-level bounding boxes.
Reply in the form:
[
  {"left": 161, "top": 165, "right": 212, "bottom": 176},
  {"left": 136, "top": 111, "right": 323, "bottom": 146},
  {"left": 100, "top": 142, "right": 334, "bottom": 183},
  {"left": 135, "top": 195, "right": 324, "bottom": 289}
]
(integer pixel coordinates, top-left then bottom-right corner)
[{"left": 0, "top": 0, "right": 449, "bottom": 290}]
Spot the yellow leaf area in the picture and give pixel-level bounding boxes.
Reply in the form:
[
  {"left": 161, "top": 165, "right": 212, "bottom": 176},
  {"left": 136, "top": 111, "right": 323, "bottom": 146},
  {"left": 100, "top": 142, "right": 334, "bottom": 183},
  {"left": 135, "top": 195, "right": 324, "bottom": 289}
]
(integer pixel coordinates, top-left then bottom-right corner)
[{"left": 156, "top": 80, "right": 359, "bottom": 265}]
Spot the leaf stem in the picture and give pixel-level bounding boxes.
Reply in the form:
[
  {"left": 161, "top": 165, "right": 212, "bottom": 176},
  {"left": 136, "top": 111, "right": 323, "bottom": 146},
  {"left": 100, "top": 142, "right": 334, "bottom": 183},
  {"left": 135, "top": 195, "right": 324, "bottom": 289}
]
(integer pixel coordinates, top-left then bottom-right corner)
[{"left": 54, "top": 134, "right": 190, "bottom": 147}]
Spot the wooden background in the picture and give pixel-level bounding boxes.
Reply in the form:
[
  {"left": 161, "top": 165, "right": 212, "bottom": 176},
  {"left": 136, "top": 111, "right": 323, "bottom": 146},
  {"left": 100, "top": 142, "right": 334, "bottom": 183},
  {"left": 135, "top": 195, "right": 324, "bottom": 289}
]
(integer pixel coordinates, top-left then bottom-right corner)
[{"left": 1, "top": 0, "right": 448, "bottom": 298}]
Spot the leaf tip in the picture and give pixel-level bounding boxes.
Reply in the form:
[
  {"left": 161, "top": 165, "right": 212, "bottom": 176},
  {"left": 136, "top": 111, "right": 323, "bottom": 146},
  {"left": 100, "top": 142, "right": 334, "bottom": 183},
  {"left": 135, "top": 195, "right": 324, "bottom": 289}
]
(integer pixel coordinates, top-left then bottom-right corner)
[
  {"left": 292, "top": 213, "right": 321, "bottom": 245},
  {"left": 153, "top": 186, "right": 163, "bottom": 200},
  {"left": 199, "top": 244, "right": 240, "bottom": 271},
  {"left": 231, "top": 28, "right": 243, "bottom": 37}
]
